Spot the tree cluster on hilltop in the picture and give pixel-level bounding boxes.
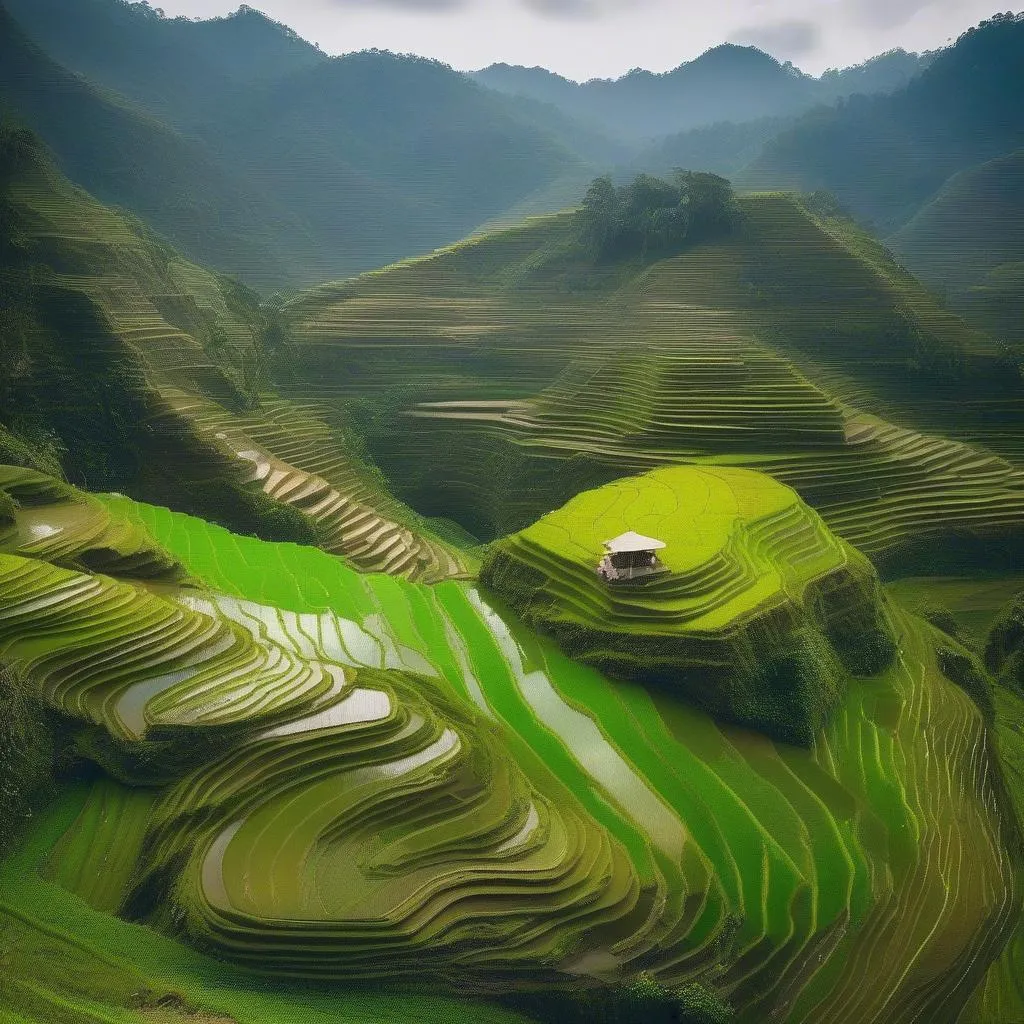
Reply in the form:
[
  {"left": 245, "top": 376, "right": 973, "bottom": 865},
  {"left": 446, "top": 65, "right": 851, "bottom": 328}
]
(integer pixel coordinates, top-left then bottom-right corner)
[{"left": 580, "top": 170, "right": 740, "bottom": 261}]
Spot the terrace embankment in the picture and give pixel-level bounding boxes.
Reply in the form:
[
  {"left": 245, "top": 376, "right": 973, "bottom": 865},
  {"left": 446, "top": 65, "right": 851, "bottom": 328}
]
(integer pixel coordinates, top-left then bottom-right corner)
[{"left": 482, "top": 465, "right": 895, "bottom": 744}]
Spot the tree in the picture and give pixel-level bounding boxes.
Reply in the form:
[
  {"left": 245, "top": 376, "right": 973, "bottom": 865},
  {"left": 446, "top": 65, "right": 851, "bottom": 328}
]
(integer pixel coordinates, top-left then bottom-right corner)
[
  {"left": 673, "top": 169, "right": 738, "bottom": 242},
  {"left": 581, "top": 174, "right": 618, "bottom": 254},
  {"left": 578, "top": 170, "right": 738, "bottom": 262}
]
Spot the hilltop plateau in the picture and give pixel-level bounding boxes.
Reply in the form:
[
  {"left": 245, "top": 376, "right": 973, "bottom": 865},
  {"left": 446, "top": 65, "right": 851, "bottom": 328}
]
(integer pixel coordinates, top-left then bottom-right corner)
[{"left": 482, "top": 466, "right": 895, "bottom": 743}]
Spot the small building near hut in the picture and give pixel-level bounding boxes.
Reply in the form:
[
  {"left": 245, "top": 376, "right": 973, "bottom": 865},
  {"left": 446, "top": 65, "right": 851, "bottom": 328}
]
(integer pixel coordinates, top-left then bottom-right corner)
[{"left": 596, "top": 531, "right": 668, "bottom": 583}]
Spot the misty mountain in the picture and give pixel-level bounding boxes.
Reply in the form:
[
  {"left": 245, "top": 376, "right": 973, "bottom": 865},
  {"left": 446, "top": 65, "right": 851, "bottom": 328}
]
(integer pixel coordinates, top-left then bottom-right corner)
[
  {"left": 889, "top": 148, "right": 1024, "bottom": 344},
  {"left": 473, "top": 45, "right": 928, "bottom": 143},
  {"left": 0, "top": 2, "right": 305, "bottom": 283},
  {"left": 742, "top": 13, "right": 1024, "bottom": 233},
  {"left": 2, "top": 0, "right": 327, "bottom": 131},
  {"left": 1, "top": 0, "right": 591, "bottom": 287}
]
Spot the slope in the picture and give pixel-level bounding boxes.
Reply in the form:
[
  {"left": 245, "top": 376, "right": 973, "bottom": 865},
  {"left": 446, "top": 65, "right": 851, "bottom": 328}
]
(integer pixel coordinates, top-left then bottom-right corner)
[
  {"left": 3, "top": 0, "right": 594, "bottom": 286},
  {"left": 742, "top": 13, "right": 1024, "bottom": 233},
  {"left": 285, "top": 189, "right": 1024, "bottom": 565},
  {"left": 2, "top": 0, "right": 326, "bottom": 128},
  {"left": 0, "top": 478, "right": 1016, "bottom": 1020},
  {"left": 205, "top": 50, "right": 587, "bottom": 278},
  {"left": 0, "top": 2, "right": 305, "bottom": 286},
  {"left": 0, "top": 121, "right": 472, "bottom": 580},
  {"left": 889, "top": 149, "right": 1024, "bottom": 344}
]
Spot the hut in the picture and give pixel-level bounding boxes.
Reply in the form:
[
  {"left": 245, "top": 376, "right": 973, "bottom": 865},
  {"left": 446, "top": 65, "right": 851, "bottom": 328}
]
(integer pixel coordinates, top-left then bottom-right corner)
[{"left": 596, "top": 531, "right": 668, "bottom": 583}]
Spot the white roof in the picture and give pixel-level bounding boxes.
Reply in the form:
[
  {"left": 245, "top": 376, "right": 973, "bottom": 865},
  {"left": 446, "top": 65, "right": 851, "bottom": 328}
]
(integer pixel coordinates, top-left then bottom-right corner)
[{"left": 603, "top": 531, "right": 667, "bottom": 553}]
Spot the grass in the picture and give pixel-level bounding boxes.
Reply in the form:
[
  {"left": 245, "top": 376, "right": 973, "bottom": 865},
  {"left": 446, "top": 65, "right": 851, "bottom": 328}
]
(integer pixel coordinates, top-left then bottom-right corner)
[{"left": 0, "top": 785, "right": 538, "bottom": 1024}]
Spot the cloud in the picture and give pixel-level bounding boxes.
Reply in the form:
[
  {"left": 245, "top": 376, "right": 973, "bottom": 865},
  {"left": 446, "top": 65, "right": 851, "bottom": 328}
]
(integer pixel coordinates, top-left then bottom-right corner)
[
  {"left": 728, "top": 18, "right": 822, "bottom": 57},
  {"left": 519, "top": 0, "right": 639, "bottom": 18},
  {"left": 326, "top": 0, "right": 471, "bottom": 10},
  {"left": 848, "top": 0, "right": 944, "bottom": 29}
]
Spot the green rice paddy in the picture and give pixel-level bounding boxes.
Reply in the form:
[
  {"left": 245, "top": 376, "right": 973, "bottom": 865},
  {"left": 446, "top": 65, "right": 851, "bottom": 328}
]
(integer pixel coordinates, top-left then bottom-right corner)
[
  {"left": 0, "top": 485, "right": 1005, "bottom": 1019},
  {"left": 2, "top": 155, "right": 1023, "bottom": 1022},
  {"left": 482, "top": 466, "right": 894, "bottom": 743}
]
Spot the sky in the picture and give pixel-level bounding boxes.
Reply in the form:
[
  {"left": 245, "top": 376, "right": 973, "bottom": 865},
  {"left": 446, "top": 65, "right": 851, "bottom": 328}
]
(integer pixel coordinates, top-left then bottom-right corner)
[{"left": 153, "top": 0, "right": 1006, "bottom": 78}]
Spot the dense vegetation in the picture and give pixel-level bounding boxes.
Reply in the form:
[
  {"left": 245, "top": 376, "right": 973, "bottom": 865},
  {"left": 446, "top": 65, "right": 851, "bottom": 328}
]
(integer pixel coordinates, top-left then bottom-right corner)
[
  {"left": 743, "top": 13, "right": 1024, "bottom": 233},
  {"left": 580, "top": 171, "right": 740, "bottom": 261},
  {"left": 0, "top": 0, "right": 590, "bottom": 286}
]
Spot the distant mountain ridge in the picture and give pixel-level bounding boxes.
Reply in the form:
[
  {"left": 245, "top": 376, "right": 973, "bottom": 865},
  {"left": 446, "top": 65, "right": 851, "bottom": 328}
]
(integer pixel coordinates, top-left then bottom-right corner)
[
  {"left": 4, "top": 0, "right": 1022, "bottom": 314},
  {"left": 2, "top": 0, "right": 326, "bottom": 129},
  {"left": 1, "top": 0, "right": 592, "bottom": 287},
  {"left": 741, "top": 13, "right": 1024, "bottom": 233},
  {"left": 473, "top": 46, "right": 929, "bottom": 142}
]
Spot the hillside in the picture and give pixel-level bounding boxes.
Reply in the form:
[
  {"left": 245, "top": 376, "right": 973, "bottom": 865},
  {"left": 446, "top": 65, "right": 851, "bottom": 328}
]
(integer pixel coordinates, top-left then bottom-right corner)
[
  {"left": 474, "top": 46, "right": 927, "bottom": 143},
  {"left": 2, "top": 19, "right": 1024, "bottom": 1013},
  {"left": 0, "top": 464, "right": 1016, "bottom": 1019},
  {"left": 742, "top": 13, "right": 1024, "bottom": 233},
  {"left": 203, "top": 51, "right": 586, "bottom": 278},
  {"left": 482, "top": 466, "right": 894, "bottom": 744},
  {"left": 285, "top": 187, "right": 1024, "bottom": 565},
  {"left": 1, "top": 0, "right": 596, "bottom": 286},
  {"left": 0, "top": 2, "right": 304, "bottom": 285},
  {"left": 889, "top": 149, "right": 1024, "bottom": 343},
  {"left": 2, "top": 0, "right": 325, "bottom": 129},
  {"left": 0, "top": 121, "right": 472, "bottom": 580}
]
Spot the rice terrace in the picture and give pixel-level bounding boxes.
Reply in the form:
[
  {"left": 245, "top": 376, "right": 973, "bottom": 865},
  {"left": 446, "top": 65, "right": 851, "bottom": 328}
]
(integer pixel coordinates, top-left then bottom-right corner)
[{"left": 2, "top": 2, "right": 1024, "bottom": 1022}]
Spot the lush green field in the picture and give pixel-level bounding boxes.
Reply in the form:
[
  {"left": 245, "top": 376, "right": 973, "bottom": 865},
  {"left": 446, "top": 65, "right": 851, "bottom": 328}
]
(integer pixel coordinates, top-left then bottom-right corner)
[
  {"left": 1, "top": 786, "right": 535, "bottom": 1024},
  {"left": 481, "top": 466, "right": 894, "bottom": 742},
  {"left": 0, "top": 490, "right": 989, "bottom": 1020}
]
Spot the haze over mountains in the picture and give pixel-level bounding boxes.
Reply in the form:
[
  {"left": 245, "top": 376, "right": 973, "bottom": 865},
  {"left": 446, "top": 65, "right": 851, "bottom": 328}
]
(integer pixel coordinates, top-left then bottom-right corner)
[
  {"left": 0, "top": 0, "right": 1016, "bottom": 302},
  {"left": 473, "top": 46, "right": 929, "bottom": 143},
  {"left": 1, "top": 0, "right": 1023, "bottom": 330}
]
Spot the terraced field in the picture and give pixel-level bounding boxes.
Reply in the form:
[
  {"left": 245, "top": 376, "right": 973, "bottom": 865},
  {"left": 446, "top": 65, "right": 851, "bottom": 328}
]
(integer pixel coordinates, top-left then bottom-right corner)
[
  {"left": 4, "top": 142, "right": 471, "bottom": 581},
  {"left": 0, "top": 474, "right": 1014, "bottom": 1020},
  {"left": 5, "top": 152, "right": 1024, "bottom": 1021},
  {"left": 0, "top": 465, "right": 183, "bottom": 582},
  {"left": 285, "top": 193, "right": 1024, "bottom": 567},
  {"left": 158, "top": 389, "right": 473, "bottom": 581},
  {"left": 482, "top": 466, "right": 894, "bottom": 743}
]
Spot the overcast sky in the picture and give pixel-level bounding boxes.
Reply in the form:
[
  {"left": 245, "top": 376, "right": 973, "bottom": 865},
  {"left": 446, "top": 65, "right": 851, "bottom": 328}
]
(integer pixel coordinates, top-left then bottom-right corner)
[{"left": 154, "top": 0, "right": 1006, "bottom": 78}]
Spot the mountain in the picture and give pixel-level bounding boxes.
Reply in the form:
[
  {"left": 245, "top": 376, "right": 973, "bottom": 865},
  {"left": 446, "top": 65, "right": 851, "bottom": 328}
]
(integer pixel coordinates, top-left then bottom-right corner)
[
  {"left": 889, "top": 149, "right": 1024, "bottom": 343},
  {"left": 2, "top": 0, "right": 327, "bottom": 130},
  {"left": 632, "top": 115, "right": 792, "bottom": 179},
  {"left": 474, "top": 45, "right": 928, "bottom": 143},
  {"left": 2, "top": 0, "right": 592, "bottom": 287},
  {"left": 199, "top": 50, "right": 586, "bottom": 277},
  {"left": 0, "top": 2, "right": 304, "bottom": 284},
  {"left": 742, "top": 13, "right": 1024, "bottom": 233}
]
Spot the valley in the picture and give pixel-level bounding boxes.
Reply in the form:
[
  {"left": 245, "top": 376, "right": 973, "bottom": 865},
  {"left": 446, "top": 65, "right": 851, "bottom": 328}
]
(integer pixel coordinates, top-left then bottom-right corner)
[{"left": 2, "top": 3, "right": 1024, "bottom": 1022}]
